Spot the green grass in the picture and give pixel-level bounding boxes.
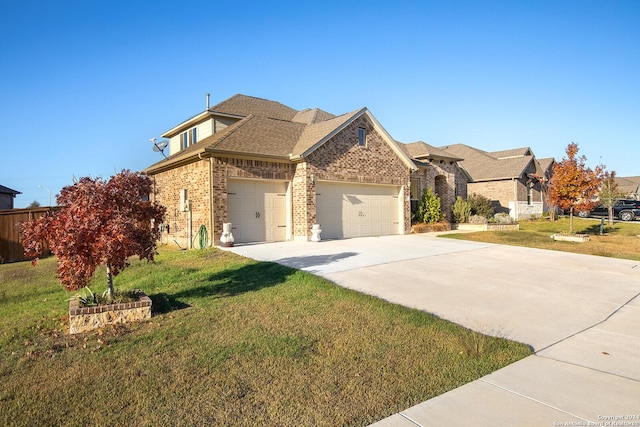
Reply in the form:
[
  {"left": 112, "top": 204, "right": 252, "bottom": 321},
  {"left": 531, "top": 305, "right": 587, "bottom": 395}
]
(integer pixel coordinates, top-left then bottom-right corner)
[
  {"left": 0, "top": 248, "right": 531, "bottom": 426},
  {"left": 443, "top": 217, "right": 640, "bottom": 261}
]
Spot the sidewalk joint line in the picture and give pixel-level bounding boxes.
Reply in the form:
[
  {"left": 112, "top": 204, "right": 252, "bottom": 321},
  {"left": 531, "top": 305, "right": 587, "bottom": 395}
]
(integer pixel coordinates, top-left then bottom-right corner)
[
  {"left": 399, "top": 412, "right": 424, "bottom": 426},
  {"left": 534, "top": 354, "right": 640, "bottom": 383},
  {"left": 479, "top": 378, "right": 591, "bottom": 422},
  {"left": 535, "top": 289, "right": 640, "bottom": 354}
]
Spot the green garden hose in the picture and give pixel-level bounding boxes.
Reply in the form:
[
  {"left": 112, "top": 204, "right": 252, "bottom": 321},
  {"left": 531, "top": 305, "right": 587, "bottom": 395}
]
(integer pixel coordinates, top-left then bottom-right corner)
[{"left": 193, "top": 224, "right": 208, "bottom": 249}]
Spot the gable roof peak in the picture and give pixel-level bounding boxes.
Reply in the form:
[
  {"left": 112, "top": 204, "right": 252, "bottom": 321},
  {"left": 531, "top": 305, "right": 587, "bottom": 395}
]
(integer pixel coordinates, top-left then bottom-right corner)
[{"left": 292, "top": 108, "right": 336, "bottom": 124}]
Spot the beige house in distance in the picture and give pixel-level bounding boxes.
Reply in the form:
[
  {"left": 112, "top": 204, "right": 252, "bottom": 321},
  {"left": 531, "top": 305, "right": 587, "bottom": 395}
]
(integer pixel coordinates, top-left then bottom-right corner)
[
  {"left": 439, "top": 144, "right": 554, "bottom": 219},
  {"left": 144, "top": 94, "right": 467, "bottom": 247},
  {"left": 614, "top": 176, "right": 640, "bottom": 199}
]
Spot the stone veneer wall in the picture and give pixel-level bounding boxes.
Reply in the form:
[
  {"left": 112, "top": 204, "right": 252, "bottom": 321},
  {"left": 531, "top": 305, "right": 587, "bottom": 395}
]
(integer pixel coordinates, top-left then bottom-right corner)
[
  {"left": 68, "top": 291, "right": 152, "bottom": 334},
  {"left": 411, "top": 161, "right": 462, "bottom": 221}
]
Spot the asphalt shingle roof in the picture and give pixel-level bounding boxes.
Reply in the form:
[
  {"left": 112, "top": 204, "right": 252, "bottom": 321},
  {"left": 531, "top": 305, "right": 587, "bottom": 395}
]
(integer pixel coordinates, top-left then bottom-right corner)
[
  {"left": 292, "top": 110, "right": 362, "bottom": 157},
  {"left": 401, "top": 141, "right": 463, "bottom": 161},
  {"left": 146, "top": 94, "right": 444, "bottom": 174},
  {"left": 206, "top": 115, "right": 305, "bottom": 158},
  {"left": 615, "top": 176, "right": 640, "bottom": 196},
  {"left": 440, "top": 143, "right": 535, "bottom": 181},
  {"left": 210, "top": 94, "right": 298, "bottom": 121},
  {"left": 292, "top": 108, "right": 336, "bottom": 124}
]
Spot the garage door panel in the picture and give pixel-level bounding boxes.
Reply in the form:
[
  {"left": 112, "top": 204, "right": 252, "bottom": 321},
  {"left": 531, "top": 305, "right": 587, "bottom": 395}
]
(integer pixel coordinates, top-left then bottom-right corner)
[
  {"left": 227, "top": 180, "right": 287, "bottom": 243},
  {"left": 316, "top": 182, "right": 400, "bottom": 240}
]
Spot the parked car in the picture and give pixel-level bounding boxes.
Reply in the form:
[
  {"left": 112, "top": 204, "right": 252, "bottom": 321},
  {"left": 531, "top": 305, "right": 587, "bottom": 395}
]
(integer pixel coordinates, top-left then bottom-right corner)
[{"left": 577, "top": 199, "right": 640, "bottom": 221}]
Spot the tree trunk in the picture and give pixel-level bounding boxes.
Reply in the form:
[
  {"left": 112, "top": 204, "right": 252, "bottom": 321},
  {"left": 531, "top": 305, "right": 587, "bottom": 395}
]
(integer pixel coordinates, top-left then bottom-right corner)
[
  {"left": 106, "top": 264, "right": 114, "bottom": 302},
  {"left": 569, "top": 207, "right": 574, "bottom": 233},
  {"left": 608, "top": 207, "right": 614, "bottom": 226}
]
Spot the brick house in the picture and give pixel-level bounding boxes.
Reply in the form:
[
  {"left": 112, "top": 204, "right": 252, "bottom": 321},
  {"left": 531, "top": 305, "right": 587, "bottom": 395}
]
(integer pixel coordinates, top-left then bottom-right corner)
[
  {"left": 0, "top": 185, "right": 21, "bottom": 210},
  {"left": 144, "top": 94, "right": 467, "bottom": 246},
  {"left": 400, "top": 141, "right": 467, "bottom": 216},
  {"left": 439, "top": 144, "right": 554, "bottom": 219}
]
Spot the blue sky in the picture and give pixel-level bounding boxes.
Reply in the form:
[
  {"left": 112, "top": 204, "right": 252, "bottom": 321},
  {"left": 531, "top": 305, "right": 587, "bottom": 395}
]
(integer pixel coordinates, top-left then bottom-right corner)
[{"left": 1, "top": 0, "right": 638, "bottom": 207}]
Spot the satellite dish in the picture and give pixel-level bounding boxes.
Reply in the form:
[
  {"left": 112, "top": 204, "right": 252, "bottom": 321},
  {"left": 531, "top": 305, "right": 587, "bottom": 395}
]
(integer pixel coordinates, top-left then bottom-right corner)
[
  {"left": 152, "top": 140, "right": 169, "bottom": 152},
  {"left": 150, "top": 138, "right": 169, "bottom": 158}
]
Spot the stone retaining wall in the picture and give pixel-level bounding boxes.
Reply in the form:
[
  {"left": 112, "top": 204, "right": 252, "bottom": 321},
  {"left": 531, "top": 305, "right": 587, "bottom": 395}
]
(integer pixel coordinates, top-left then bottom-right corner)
[
  {"left": 455, "top": 223, "right": 520, "bottom": 231},
  {"left": 69, "top": 291, "right": 152, "bottom": 334}
]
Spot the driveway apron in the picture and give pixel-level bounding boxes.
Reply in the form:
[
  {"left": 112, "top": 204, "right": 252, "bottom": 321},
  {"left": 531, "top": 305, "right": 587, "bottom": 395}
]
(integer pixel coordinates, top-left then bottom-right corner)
[{"left": 225, "top": 234, "right": 640, "bottom": 426}]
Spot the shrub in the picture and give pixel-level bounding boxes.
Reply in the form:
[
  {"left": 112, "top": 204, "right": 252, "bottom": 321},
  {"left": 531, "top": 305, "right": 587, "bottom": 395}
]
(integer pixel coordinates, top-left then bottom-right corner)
[
  {"left": 452, "top": 196, "right": 471, "bottom": 223},
  {"left": 492, "top": 213, "right": 514, "bottom": 224},
  {"left": 468, "top": 193, "right": 494, "bottom": 218},
  {"left": 415, "top": 188, "right": 443, "bottom": 224},
  {"left": 469, "top": 215, "right": 488, "bottom": 224}
]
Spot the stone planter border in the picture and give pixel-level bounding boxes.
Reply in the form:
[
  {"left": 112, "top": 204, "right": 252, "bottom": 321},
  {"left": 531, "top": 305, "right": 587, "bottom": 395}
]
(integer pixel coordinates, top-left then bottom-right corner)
[
  {"left": 69, "top": 290, "right": 152, "bottom": 334},
  {"left": 455, "top": 223, "right": 520, "bottom": 231},
  {"left": 551, "top": 233, "right": 590, "bottom": 242}
]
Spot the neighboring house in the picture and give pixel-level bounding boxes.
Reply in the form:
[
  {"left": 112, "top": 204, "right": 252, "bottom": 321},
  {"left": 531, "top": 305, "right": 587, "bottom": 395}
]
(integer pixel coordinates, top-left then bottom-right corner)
[
  {"left": 400, "top": 141, "right": 467, "bottom": 215},
  {"left": 144, "top": 94, "right": 466, "bottom": 246},
  {"left": 439, "top": 144, "right": 553, "bottom": 219},
  {"left": 0, "top": 185, "right": 21, "bottom": 210},
  {"left": 614, "top": 176, "right": 640, "bottom": 199}
]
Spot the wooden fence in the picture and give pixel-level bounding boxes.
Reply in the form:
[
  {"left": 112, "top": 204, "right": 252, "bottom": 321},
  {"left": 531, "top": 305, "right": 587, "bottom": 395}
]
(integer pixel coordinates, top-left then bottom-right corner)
[{"left": 0, "top": 207, "right": 55, "bottom": 263}]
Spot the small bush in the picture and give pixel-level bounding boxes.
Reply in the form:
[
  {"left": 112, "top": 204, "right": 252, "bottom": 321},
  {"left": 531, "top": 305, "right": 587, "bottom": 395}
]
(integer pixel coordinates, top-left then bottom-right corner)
[
  {"left": 492, "top": 213, "right": 514, "bottom": 224},
  {"left": 468, "top": 193, "right": 494, "bottom": 218},
  {"left": 415, "top": 188, "right": 443, "bottom": 224},
  {"left": 452, "top": 196, "right": 471, "bottom": 223},
  {"left": 469, "top": 215, "right": 488, "bottom": 224}
]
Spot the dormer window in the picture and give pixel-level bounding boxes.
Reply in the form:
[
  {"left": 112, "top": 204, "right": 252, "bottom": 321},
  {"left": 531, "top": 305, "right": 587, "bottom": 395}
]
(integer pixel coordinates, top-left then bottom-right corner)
[
  {"left": 181, "top": 127, "right": 197, "bottom": 150},
  {"left": 357, "top": 127, "right": 366, "bottom": 147}
]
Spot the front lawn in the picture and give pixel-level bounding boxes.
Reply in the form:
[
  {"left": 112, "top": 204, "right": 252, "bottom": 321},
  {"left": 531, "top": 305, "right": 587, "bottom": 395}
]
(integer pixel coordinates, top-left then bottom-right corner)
[
  {"left": 443, "top": 217, "right": 640, "bottom": 261},
  {"left": 0, "top": 248, "right": 531, "bottom": 426}
]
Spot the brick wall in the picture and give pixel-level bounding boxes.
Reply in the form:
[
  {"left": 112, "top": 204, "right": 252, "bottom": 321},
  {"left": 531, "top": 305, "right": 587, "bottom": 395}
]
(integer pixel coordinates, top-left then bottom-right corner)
[
  {"left": 151, "top": 160, "right": 211, "bottom": 248},
  {"left": 304, "top": 116, "right": 412, "bottom": 238},
  {"left": 151, "top": 116, "right": 416, "bottom": 244},
  {"left": 468, "top": 180, "right": 515, "bottom": 213},
  {"left": 410, "top": 161, "right": 463, "bottom": 221},
  {"left": 468, "top": 163, "right": 543, "bottom": 214},
  {"left": 212, "top": 157, "right": 294, "bottom": 243}
]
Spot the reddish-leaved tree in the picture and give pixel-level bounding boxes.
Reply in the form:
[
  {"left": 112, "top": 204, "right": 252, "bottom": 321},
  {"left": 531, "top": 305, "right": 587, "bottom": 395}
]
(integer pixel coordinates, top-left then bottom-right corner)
[
  {"left": 548, "top": 143, "right": 602, "bottom": 233},
  {"left": 22, "top": 170, "right": 166, "bottom": 300}
]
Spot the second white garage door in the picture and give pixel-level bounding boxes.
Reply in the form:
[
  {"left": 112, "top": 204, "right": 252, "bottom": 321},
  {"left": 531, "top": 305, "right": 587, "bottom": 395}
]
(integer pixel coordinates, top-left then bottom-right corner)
[
  {"left": 227, "top": 179, "right": 288, "bottom": 243},
  {"left": 316, "top": 182, "right": 401, "bottom": 239}
]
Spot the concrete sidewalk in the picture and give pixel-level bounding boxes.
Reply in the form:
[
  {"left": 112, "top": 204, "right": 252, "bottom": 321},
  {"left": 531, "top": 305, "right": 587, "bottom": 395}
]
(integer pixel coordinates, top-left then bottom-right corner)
[{"left": 225, "top": 234, "right": 640, "bottom": 426}]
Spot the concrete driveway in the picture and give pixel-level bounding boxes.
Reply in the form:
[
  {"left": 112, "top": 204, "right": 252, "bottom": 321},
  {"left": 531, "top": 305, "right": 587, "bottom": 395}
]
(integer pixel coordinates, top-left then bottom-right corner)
[{"left": 225, "top": 234, "right": 640, "bottom": 425}]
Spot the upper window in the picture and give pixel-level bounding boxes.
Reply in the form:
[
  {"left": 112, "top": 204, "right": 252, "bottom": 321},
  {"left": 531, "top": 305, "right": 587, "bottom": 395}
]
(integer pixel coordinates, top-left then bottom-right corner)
[
  {"left": 357, "top": 127, "right": 366, "bottom": 147},
  {"left": 181, "top": 127, "right": 198, "bottom": 150}
]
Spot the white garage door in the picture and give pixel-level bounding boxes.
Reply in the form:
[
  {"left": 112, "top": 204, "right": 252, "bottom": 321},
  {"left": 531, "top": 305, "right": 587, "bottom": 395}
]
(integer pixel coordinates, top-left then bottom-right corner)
[
  {"left": 227, "top": 179, "right": 288, "bottom": 243},
  {"left": 316, "top": 182, "right": 400, "bottom": 239}
]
